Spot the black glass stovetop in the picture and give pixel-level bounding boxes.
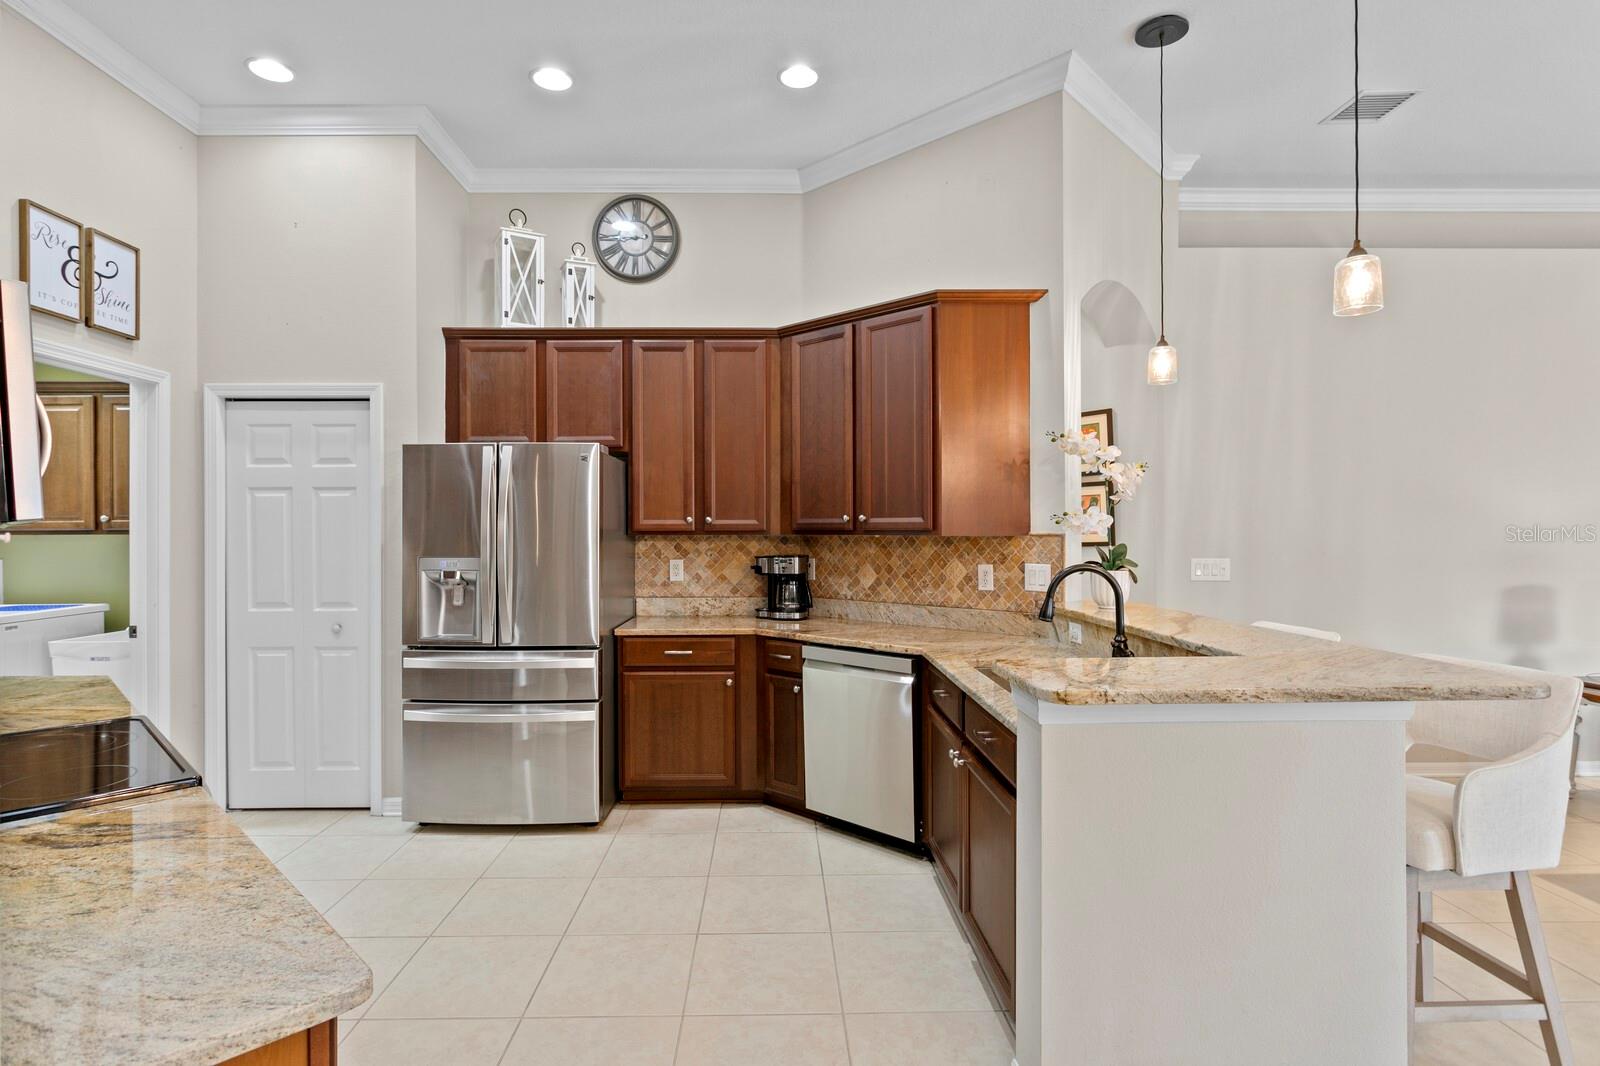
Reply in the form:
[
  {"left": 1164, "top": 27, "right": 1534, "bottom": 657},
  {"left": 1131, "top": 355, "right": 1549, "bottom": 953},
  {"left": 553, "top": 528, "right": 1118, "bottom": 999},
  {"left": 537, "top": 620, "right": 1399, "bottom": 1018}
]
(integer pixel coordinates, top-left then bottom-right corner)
[{"left": 0, "top": 716, "right": 200, "bottom": 824}]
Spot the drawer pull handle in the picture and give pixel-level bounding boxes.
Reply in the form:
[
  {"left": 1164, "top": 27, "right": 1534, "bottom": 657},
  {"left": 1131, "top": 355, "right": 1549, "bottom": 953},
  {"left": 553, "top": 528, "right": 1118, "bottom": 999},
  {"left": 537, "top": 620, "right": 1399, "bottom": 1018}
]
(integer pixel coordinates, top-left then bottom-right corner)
[
  {"left": 932, "top": 689, "right": 948, "bottom": 697},
  {"left": 771, "top": 653, "right": 793, "bottom": 660},
  {"left": 974, "top": 729, "right": 995, "bottom": 741},
  {"left": 663, "top": 650, "right": 694, "bottom": 656}
]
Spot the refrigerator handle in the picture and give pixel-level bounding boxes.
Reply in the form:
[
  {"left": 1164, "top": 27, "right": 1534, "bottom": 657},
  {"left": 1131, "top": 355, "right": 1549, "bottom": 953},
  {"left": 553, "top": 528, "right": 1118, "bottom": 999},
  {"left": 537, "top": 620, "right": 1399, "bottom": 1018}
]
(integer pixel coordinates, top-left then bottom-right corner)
[
  {"left": 496, "top": 443, "right": 513, "bottom": 643},
  {"left": 479, "top": 444, "right": 497, "bottom": 645}
]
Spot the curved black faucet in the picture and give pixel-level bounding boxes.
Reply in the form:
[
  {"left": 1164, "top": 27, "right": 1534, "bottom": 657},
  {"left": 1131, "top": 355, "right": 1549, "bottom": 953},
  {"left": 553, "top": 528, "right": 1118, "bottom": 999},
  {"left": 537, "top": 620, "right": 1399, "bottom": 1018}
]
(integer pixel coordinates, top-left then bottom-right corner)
[{"left": 1037, "top": 563, "right": 1134, "bottom": 658}]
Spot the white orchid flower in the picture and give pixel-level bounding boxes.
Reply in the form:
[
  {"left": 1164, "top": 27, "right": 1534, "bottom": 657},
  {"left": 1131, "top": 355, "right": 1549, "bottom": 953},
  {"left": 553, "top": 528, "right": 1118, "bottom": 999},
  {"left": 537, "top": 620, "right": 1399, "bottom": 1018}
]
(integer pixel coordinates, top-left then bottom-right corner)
[{"left": 1055, "top": 505, "right": 1113, "bottom": 537}]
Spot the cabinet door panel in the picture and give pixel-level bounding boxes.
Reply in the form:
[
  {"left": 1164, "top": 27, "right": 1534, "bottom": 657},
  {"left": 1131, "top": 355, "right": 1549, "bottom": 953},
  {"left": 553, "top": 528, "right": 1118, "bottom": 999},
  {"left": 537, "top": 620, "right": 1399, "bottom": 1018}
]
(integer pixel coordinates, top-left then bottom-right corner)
[
  {"left": 628, "top": 340, "right": 698, "bottom": 533},
  {"left": 701, "top": 339, "right": 770, "bottom": 532},
  {"left": 763, "top": 670, "right": 805, "bottom": 804},
  {"left": 34, "top": 394, "right": 97, "bottom": 531},
  {"left": 964, "top": 752, "right": 1016, "bottom": 1013},
  {"left": 784, "top": 324, "right": 854, "bottom": 532},
  {"left": 923, "top": 705, "right": 964, "bottom": 903},
  {"left": 95, "top": 394, "right": 131, "bottom": 531},
  {"left": 621, "top": 670, "right": 737, "bottom": 789},
  {"left": 450, "top": 339, "right": 539, "bottom": 441},
  {"left": 854, "top": 306, "right": 934, "bottom": 531},
  {"left": 543, "top": 339, "right": 627, "bottom": 450}
]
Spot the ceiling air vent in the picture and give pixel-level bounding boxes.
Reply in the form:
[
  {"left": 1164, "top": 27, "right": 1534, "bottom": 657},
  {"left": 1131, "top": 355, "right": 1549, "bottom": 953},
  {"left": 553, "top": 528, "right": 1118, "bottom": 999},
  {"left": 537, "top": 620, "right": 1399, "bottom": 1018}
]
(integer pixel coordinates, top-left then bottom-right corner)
[{"left": 1319, "top": 90, "right": 1418, "bottom": 124}]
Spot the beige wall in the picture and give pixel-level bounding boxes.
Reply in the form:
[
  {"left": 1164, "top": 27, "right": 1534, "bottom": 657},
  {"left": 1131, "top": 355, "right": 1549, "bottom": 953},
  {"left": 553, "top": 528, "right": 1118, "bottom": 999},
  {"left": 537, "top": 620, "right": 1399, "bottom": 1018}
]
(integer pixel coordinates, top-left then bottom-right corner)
[
  {"left": 198, "top": 134, "right": 424, "bottom": 794},
  {"left": 802, "top": 94, "right": 1067, "bottom": 531},
  {"left": 1163, "top": 247, "right": 1600, "bottom": 747},
  {"left": 0, "top": 8, "right": 203, "bottom": 757},
  {"left": 414, "top": 143, "right": 468, "bottom": 445},
  {"left": 461, "top": 192, "right": 802, "bottom": 329},
  {"left": 1182, "top": 209, "right": 1600, "bottom": 249}
]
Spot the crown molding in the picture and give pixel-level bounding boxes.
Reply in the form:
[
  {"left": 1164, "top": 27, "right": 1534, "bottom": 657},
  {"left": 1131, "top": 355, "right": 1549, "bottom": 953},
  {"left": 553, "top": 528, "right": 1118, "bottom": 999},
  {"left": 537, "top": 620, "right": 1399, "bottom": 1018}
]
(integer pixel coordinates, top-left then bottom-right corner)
[
  {"left": 470, "top": 167, "right": 802, "bottom": 195},
  {"left": 198, "top": 105, "right": 478, "bottom": 188},
  {"left": 797, "top": 53, "right": 1076, "bottom": 192},
  {"left": 1062, "top": 52, "right": 1197, "bottom": 181},
  {"left": 1179, "top": 187, "right": 1600, "bottom": 213},
  {"left": 4, "top": 0, "right": 200, "bottom": 131}
]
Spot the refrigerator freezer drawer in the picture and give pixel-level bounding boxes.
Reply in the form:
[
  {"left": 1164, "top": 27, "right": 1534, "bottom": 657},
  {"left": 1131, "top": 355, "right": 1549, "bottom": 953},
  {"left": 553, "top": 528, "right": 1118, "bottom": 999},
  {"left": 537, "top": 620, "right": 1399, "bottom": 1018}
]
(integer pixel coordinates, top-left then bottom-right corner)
[
  {"left": 402, "top": 701, "right": 600, "bottom": 825},
  {"left": 402, "top": 648, "right": 599, "bottom": 702}
]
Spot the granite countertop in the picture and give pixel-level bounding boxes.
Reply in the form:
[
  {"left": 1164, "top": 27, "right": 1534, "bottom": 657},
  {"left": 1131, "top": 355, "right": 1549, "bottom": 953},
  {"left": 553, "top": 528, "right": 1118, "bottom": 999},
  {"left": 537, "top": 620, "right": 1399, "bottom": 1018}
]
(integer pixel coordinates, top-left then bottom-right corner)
[
  {"left": 0, "top": 675, "right": 135, "bottom": 733},
  {"left": 0, "top": 679, "right": 371, "bottom": 1065},
  {"left": 619, "top": 601, "right": 1549, "bottom": 728},
  {"left": 618, "top": 615, "right": 1039, "bottom": 731}
]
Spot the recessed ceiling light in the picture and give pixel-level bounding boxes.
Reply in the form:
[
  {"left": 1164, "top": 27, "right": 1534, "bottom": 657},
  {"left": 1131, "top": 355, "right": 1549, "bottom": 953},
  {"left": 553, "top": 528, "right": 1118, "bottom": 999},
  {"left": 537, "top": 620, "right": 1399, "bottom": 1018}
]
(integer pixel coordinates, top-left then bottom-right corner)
[
  {"left": 779, "top": 63, "right": 819, "bottom": 89},
  {"left": 531, "top": 67, "right": 573, "bottom": 92},
  {"left": 246, "top": 57, "right": 294, "bottom": 83}
]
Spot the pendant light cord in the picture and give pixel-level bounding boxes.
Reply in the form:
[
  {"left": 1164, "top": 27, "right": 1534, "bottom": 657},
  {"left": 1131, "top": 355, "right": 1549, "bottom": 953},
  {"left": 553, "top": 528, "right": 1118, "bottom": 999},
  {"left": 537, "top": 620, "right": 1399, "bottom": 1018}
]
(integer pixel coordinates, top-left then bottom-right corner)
[
  {"left": 1158, "top": 32, "right": 1166, "bottom": 338},
  {"left": 1353, "top": 0, "right": 1360, "bottom": 243}
]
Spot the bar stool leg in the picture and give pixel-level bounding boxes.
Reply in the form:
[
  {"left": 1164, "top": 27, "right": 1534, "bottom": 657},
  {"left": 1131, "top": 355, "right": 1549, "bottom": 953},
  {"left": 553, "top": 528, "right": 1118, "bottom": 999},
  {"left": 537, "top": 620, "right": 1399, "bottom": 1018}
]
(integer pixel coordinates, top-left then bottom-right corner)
[{"left": 1505, "top": 871, "right": 1573, "bottom": 1066}]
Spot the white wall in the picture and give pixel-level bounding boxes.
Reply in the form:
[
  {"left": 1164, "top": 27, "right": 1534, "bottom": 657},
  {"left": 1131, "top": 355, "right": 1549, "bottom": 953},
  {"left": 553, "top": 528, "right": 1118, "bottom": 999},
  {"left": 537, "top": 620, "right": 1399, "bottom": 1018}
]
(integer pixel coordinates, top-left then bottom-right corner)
[
  {"left": 803, "top": 94, "right": 1066, "bottom": 531},
  {"left": 1164, "top": 246, "right": 1600, "bottom": 749},
  {"left": 0, "top": 7, "right": 204, "bottom": 758}
]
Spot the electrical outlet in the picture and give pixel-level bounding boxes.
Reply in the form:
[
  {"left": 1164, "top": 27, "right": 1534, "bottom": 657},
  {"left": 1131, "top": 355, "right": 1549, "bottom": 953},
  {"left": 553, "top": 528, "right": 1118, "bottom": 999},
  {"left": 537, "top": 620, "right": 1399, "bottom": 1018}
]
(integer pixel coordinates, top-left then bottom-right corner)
[
  {"left": 976, "top": 563, "right": 995, "bottom": 591},
  {"left": 1067, "top": 621, "right": 1084, "bottom": 645},
  {"left": 807, "top": 557, "right": 816, "bottom": 581},
  {"left": 669, "top": 559, "right": 685, "bottom": 582},
  {"left": 1191, "top": 557, "right": 1231, "bottom": 581},
  {"left": 1024, "top": 562, "right": 1051, "bottom": 592}
]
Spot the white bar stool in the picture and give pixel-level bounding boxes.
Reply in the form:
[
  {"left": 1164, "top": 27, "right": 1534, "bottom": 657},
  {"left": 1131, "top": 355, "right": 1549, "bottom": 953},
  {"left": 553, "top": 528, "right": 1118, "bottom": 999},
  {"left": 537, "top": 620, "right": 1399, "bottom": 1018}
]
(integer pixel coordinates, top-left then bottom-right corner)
[{"left": 1405, "top": 655, "right": 1582, "bottom": 1065}]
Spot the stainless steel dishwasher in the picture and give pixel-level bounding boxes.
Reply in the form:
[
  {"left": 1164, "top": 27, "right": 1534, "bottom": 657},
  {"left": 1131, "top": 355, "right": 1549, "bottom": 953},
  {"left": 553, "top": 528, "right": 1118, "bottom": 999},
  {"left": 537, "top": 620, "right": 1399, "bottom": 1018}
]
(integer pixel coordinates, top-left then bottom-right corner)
[{"left": 801, "top": 644, "right": 918, "bottom": 842}]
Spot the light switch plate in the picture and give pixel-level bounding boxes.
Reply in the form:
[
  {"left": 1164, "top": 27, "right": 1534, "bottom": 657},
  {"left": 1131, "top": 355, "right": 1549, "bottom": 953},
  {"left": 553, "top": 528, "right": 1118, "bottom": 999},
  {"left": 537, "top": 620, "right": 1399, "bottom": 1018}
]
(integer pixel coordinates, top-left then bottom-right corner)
[
  {"left": 976, "top": 563, "right": 995, "bottom": 591},
  {"left": 669, "top": 559, "right": 685, "bottom": 582},
  {"left": 1024, "top": 562, "right": 1051, "bottom": 592},
  {"left": 1067, "top": 621, "right": 1084, "bottom": 645},
  {"left": 1191, "top": 557, "right": 1231, "bottom": 581}
]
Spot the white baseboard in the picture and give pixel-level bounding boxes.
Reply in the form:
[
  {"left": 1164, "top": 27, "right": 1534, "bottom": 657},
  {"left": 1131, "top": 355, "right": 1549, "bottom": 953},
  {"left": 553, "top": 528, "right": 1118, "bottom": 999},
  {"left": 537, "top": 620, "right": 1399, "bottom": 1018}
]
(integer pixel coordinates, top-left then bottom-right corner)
[
  {"left": 380, "top": 796, "right": 403, "bottom": 817},
  {"left": 1577, "top": 761, "right": 1600, "bottom": 778}
]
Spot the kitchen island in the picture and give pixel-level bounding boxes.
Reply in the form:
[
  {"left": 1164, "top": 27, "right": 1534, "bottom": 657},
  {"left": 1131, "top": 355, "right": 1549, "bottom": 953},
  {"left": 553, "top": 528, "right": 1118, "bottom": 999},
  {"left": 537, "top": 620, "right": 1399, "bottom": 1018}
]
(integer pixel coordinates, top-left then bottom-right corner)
[{"left": 0, "top": 678, "right": 370, "bottom": 1065}]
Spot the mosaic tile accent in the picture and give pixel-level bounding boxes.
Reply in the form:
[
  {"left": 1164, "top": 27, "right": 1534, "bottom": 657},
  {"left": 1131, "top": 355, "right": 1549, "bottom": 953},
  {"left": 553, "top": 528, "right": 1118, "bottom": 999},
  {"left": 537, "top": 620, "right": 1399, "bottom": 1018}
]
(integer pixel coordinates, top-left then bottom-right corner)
[{"left": 635, "top": 534, "right": 1065, "bottom": 615}]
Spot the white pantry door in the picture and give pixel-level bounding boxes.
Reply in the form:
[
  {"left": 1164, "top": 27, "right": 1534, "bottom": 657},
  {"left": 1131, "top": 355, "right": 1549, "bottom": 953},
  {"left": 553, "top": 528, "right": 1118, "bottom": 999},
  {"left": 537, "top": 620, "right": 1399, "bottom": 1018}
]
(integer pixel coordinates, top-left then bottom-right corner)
[{"left": 225, "top": 400, "right": 372, "bottom": 808}]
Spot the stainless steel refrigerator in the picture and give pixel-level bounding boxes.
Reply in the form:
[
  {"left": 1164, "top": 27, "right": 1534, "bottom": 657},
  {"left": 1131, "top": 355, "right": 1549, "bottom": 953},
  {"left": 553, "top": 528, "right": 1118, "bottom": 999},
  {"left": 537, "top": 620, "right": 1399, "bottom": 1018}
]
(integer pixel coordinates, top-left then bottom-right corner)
[{"left": 400, "top": 443, "right": 634, "bottom": 825}]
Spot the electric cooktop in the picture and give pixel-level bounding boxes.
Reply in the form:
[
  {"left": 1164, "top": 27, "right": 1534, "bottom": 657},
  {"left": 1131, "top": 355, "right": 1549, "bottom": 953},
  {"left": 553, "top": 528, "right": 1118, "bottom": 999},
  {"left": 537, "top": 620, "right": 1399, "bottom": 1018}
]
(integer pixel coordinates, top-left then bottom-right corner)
[{"left": 0, "top": 717, "right": 200, "bottom": 824}]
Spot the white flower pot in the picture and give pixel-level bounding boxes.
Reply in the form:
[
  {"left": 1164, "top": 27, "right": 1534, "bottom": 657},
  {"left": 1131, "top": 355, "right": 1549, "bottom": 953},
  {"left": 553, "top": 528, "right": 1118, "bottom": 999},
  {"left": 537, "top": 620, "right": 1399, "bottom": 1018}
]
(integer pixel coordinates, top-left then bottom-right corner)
[{"left": 1091, "top": 568, "right": 1133, "bottom": 610}]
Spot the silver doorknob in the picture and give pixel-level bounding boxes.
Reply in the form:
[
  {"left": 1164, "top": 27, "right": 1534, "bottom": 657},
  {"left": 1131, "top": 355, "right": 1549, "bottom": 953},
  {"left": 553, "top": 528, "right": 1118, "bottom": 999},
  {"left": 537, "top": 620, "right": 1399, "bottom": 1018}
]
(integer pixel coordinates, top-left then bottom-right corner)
[{"left": 331, "top": 623, "right": 343, "bottom": 635}]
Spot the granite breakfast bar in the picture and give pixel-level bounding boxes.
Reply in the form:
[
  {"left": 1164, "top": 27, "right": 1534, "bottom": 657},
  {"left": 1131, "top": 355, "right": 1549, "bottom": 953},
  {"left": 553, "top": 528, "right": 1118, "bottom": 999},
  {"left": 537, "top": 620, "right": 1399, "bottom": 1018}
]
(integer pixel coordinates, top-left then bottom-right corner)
[{"left": 0, "top": 678, "right": 370, "bottom": 1065}]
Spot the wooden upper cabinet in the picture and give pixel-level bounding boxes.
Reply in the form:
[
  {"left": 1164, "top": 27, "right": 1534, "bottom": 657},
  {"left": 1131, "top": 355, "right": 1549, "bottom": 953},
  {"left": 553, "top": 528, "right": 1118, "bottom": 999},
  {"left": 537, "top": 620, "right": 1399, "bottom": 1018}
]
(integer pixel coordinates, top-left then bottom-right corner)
[
  {"left": 854, "top": 306, "right": 934, "bottom": 532},
  {"left": 700, "top": 339, "right": 770, "bottom": 532},
  {"left": 95, "top": 394, "right": 131, "bottom": 531},
  {"left": 448, "top": 339, "right": 538, "bottom": 441},
  {"left": 35, "top": 394, "right": 97, "bottom": 532},
  {"left": 784, "top": 324, "right": 855, "bottom": 532},
  {"left": 542, "top": 338, "right": 628, "bottom": 451},
  {"left": 629, "top": 339, "right": 698, "bottom": 533}
]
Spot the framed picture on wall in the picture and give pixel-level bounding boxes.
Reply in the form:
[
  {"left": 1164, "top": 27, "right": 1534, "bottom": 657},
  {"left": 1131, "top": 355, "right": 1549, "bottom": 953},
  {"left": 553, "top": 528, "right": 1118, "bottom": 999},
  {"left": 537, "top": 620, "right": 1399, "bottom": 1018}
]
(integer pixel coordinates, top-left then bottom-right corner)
[
  {"left": 1079, "top": 481, "right": 1115, "bottom": 547},
  {"left": 19, "top": 199, "right": 85, "bottom": 322},
  {"left": 1081, "top": 407, "right": 1115, "bottom": 450},
  {"left": 84, "top": 229, "right": 140, "bottom": 339}
]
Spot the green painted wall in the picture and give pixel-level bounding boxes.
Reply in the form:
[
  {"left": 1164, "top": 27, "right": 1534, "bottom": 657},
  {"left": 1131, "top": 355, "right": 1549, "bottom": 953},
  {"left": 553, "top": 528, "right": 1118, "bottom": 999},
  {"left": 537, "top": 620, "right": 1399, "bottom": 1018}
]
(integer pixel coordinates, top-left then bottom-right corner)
[{"left": 0, "top": 361, "right": 130, "bottom": 630}]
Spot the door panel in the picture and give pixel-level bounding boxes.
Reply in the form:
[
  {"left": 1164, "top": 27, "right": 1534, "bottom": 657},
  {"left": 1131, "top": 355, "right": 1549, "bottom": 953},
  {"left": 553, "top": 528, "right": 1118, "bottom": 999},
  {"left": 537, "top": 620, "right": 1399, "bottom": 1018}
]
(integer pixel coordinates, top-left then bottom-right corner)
[
  {"left": 497, "top": 443, "right": 601, "bottom": 648},
  {"left": 923, "top": 705, "right": 963, "bottom": 903},
  {"left": 95, "top": 394, "right": 131, "bottom": 530},
  {"left": 701, "top": 339, "right": 770, "bottom": 532},
  {"left": 628, "top": 340, "right": 698, "bottom": 533},
  {"left": 964, "top": 751, "right": 1017, "bottom": 1013},
  {"left": 451, "top": 339, "right": 539, "bottom": 441},
  {"left": 762, "top": 671, "right": 805, "bottom": 804},
  {"left": 542, "top": 338, "right": 628, "bottom": 450},
  {"left": 854, "top": 306, "right": 934, "bottom": 531},
  {"left": 34, "top": 394, "right": 96, "bottom": 531},
  {"left": 226, "top": 400, "right": 371, "bottom": 808},
  {"left": 620, "top": 670, "right": 737, "bottom": 788},
  {"left": 784, "top": 325, "right": 854, "bottom": 532}
]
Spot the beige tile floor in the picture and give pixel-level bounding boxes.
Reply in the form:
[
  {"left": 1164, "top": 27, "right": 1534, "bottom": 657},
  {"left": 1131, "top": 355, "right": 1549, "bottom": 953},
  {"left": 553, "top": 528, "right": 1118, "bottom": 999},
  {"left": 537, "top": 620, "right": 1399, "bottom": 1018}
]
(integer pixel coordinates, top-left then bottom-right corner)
[
  {"left": 233, "top": 781, "right": 1600, "bottom": 1065},
  {"left": 232, "top": 802, "right": 1013, "bottom": 1066}
]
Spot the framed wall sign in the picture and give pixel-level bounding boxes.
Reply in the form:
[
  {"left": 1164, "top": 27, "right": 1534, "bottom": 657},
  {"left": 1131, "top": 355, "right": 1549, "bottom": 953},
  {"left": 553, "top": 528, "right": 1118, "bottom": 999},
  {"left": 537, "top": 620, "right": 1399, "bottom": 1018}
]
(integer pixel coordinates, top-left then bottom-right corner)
[
  {"left": 19, "top": 199, "right": 85, "bottom": 322},
  {"left": 84, "top": 229, "right": 140, "bottom": 339}
]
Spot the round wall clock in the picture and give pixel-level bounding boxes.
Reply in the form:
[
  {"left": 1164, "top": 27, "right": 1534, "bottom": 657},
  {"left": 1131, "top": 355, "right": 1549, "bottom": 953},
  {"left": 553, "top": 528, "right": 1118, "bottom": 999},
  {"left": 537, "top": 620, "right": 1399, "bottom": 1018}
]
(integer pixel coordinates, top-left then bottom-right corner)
[{"left": 593, "top": 195, "right": 679, "bottom": 282}]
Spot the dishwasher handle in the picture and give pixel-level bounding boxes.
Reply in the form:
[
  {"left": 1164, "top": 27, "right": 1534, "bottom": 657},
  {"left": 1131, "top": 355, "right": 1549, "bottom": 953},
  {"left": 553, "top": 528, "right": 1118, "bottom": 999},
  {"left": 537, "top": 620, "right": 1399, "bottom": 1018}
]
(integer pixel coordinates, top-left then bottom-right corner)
[{"left": 800, "top": 658, "right": 915, "bottom": 686}]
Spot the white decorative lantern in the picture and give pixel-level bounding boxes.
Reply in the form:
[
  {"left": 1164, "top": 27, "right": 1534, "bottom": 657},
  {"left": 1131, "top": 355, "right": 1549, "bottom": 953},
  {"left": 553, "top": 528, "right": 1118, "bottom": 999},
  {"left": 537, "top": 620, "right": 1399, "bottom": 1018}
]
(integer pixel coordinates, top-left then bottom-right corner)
[
  {"left": 498, "top": 209, "right": 545, "bottom": 327},
  {"left": 562, "top": 243, "right": 598, "bottom": 327}
]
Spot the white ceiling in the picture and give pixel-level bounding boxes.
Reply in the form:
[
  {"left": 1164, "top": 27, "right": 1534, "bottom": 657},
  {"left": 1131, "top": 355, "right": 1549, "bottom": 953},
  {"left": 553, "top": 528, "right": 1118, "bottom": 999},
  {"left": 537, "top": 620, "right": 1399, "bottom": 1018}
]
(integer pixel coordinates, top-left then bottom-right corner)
[{"left": 31, "top": 0, "right": 1600, "bottom": 193}]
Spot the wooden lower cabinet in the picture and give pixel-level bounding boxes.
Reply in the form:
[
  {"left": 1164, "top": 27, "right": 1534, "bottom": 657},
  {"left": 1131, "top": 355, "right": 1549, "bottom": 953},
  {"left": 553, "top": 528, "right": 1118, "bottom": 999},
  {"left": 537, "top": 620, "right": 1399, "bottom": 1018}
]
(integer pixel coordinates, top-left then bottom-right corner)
[
  {"left": 923, "top": 704, "right": 964, "bottom": 902},
  {"left": 762, "top": 669, "right": 805, "bottom": 805},
  {"left": 220, "top": 1018, "right": 336, "bottom": 1065},
  {"left": 620, "top": 670, "right": 737, "bottom": 790}
]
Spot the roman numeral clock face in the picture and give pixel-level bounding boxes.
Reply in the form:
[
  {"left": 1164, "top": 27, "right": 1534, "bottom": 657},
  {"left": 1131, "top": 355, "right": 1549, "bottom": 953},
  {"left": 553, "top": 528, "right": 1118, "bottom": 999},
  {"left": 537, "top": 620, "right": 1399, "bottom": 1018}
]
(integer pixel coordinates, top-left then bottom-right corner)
[{"left": 594, "top": 195, "right": 679, "bottom": 281}]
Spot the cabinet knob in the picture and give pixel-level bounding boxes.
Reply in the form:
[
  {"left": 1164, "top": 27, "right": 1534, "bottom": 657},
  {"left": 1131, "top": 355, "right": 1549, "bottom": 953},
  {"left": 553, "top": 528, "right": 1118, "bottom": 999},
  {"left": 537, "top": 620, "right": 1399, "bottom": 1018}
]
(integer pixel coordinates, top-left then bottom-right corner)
[
  {"left": 858, "top": 514, "right": 865, "bottom": 522},
  {"left": 705, "top": 516, "right": 712, "bottom": 523},
  {"left": 841, "top": 514, "right": 849, "bottom": 521},
  {"left": 99, "top": 514, "right": 110, "bottom": 524},
  {"left": 792, "top": 684, "right": 800, "bottom": 694},
  {"left": 725, "top": 677, "right": 734, "bottom": 687},
  {"left": 949, "top": 749, "right": 966, "bottom": 767},
  {"left": 685, "top": 516, "right": 693, "bottom": 523}
]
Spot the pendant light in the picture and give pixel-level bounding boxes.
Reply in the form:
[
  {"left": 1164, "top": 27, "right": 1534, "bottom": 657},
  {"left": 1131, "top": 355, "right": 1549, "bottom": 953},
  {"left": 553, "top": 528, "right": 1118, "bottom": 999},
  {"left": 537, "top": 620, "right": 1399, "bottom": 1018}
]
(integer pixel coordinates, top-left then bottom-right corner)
[
  {"left": 1332, "top": 0, "right": 1384, "bottom": 315},
  {"left": 1136, "top": 14, "right": 1188, "bottom": 385}
]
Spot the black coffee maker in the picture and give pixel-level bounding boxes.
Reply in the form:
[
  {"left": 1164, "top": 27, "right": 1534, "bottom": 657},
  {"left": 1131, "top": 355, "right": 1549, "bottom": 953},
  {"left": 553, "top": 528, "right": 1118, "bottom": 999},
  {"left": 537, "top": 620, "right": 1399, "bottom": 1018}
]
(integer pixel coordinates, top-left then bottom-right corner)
[{"left": 752, "top": 555, "right": 812, "bottom": 620}]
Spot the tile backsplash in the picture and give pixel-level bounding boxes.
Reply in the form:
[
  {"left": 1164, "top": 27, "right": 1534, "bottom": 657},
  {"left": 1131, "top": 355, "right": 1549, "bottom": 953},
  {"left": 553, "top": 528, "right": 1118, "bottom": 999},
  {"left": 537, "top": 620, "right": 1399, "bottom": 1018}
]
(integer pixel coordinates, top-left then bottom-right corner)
[{"left": 635, "top": 534, "right": 1065, "bottom": 615}]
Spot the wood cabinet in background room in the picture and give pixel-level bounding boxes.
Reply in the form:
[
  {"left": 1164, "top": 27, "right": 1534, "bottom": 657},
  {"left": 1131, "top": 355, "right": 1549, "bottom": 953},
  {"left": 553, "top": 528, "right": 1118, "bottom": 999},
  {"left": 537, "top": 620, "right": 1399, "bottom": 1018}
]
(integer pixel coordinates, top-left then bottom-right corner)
[
  {"left": 447, "top": 338, "right": 540, "bottom": 441},
  {"left": 29, "top": 385, "right": 129, "bottom": 533}
]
